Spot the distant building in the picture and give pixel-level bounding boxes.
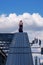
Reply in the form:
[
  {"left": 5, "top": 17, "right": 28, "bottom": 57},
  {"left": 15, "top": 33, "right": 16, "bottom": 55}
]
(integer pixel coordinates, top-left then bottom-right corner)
[
  {"left": 0, "top": 49, "right": 7, "bottom": 65},
  {"left": 40, "top": 62, "right": 43, "bottom": 65},
  {"left": 0, "top": 33, "right": 14, "bottom": 55},
  {"left": 31, "top": 38, "right": 41, "bottom": 46},
  {"left": 34, "top": 56, "right": 40, "bottom": 65},
  {"left": 41, "top": 48, "right": 43, "bottom": 54}
]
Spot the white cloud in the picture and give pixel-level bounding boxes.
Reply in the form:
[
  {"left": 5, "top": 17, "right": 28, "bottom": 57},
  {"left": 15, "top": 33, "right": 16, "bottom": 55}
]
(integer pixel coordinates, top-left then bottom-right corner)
[
  {"left": 32, "top": 13, "right": 43, "bottom": 26},
  {"left": 0, "top": 13, "right": 43, "bottom": 42}
]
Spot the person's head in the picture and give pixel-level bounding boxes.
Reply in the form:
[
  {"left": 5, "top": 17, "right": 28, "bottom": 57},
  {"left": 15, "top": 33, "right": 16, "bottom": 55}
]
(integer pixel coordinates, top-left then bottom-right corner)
[{"left": 20, "top": 20, "right": 22, "bottom": 22}]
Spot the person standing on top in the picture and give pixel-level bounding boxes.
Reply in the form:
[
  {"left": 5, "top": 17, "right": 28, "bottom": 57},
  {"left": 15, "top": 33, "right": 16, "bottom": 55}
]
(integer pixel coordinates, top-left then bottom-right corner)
[{"left": 19, "top": 20, "right": 23, "bottom": 32}]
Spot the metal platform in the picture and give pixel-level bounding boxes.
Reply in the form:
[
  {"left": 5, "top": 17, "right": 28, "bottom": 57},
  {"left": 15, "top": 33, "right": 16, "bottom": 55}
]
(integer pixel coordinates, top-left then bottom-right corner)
[{"left": 5, "top": 32, "right": 33, "bottom": 65}]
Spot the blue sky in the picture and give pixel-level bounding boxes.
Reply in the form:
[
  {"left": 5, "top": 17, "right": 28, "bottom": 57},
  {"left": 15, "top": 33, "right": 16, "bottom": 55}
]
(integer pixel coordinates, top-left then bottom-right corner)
[{"left": 0, "top": 0, "right": 43, "bottom": 16}]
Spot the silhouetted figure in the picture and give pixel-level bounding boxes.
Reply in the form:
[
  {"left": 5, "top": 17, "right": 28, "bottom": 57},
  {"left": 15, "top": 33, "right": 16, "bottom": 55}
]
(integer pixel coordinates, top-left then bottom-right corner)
[{"left": 19, "top": 20, "right": 23, "bottom": 32}]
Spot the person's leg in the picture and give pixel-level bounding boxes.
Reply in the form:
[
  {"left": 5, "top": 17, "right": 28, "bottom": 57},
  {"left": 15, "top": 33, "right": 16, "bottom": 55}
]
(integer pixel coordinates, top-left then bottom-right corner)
[
  {"left": 22, "top": 25, "right": 23, "bottom": 32},
  {"left": 19, "top": 25, "right": 23, "bottom": 32}
]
